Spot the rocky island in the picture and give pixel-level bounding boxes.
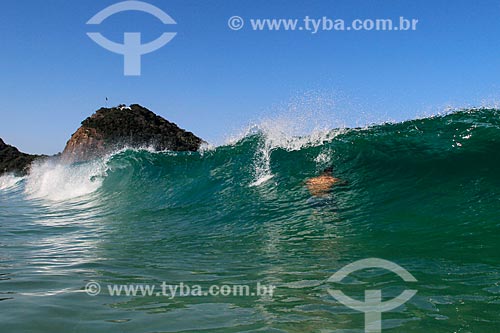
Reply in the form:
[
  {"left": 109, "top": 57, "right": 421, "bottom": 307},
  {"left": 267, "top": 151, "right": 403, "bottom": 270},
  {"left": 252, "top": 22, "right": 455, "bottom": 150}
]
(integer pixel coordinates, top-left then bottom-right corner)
[
  {"left": 62, "top": 104, "right": 203, "bottom": 162},
  {"left": 0, "top": 104, "right": 204, "bottom": 175}
]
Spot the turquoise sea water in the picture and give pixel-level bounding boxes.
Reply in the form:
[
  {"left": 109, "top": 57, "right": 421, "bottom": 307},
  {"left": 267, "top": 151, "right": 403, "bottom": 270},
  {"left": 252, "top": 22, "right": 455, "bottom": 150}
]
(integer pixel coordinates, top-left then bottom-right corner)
[{"left": 1, "top": 109, "right": 499, "bottom": 332}]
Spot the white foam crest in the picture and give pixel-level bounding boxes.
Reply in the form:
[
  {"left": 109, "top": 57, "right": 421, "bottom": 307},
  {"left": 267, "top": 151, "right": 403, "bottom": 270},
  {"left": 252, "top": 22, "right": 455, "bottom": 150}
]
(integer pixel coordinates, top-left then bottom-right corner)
[
  {"left": 24, "top": 158, "right": 108, "bottom": 201},
  {"left": 249, "top": 138, "right": 274, "bottom": 187},
  {"left": 247, "top": 92, "right": 347, "bottom": 186},
  {"left": 108, "top": 145, "right": 157, "bottom": 155},
  {"left": 0, "top": 173, "right": 24, "bottom": 190},
  {"left": 198, "top": 142, "right": 217, "bottom": 155}
]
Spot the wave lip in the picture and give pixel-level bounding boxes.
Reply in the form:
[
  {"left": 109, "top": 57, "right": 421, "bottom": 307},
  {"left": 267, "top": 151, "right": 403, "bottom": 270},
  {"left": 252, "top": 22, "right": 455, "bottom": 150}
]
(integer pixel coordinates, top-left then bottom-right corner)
[
  {"left": 0, "top": 173, "right": 23, "bottom": 190},
  {"left": 23, "top": 158, "right": 108, "bottom": 201}
]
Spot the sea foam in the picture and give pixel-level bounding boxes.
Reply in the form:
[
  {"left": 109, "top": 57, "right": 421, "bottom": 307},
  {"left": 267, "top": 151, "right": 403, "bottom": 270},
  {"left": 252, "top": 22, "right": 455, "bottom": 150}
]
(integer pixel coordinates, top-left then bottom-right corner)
[
  {"left": 0, "top": 173, "right": 23, "bottom": 190},
  {"left": 24, "top": 158, "right": 107, "bottom": 201}
]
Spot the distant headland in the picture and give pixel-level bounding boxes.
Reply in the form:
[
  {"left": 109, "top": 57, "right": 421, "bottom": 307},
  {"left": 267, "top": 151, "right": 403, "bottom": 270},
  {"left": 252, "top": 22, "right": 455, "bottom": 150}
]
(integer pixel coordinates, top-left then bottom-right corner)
[{"left": 0, "top": 104, "right": 204, "bottom": 175}]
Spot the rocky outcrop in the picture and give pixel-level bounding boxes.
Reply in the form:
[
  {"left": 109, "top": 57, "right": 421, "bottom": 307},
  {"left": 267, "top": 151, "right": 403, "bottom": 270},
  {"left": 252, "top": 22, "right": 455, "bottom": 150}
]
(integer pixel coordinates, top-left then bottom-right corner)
[
  {"left": 0, "top": 138, "right": 41, "bottom": 175},
  {"left": 62, "top": 104, "right": 203, "bottom": 162}
]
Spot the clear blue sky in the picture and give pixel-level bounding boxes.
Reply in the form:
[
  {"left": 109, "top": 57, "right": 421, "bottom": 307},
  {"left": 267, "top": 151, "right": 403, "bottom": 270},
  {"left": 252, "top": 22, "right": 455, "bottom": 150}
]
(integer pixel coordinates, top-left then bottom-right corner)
[{"left": 1, "top": 0, "right": 500, "bottom": 154}]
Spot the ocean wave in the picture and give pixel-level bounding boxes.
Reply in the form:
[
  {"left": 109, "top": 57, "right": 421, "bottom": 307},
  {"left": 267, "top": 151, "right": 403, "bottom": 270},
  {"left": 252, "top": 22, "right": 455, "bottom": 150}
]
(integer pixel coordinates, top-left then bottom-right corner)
[
  {"left": 2, "top": 108, "right": 498, "bottom": 204},
  {"left": 0, "top": 173, "right": 24, "bottom": 190},
  {"left": 24, "top": 158, "right": 108, "bottom": 201}
]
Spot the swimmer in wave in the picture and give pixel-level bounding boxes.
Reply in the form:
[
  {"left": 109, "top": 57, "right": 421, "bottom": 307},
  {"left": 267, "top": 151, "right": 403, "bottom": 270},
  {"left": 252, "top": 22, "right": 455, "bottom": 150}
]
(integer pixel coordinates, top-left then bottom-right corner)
[{"left": 306, "top": 166, "right": 346, "bottom": 197}]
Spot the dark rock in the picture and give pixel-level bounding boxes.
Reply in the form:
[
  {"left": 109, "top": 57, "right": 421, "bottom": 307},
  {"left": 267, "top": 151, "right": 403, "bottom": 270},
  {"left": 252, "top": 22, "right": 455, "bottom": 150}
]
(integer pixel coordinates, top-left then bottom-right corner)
[
  {"left": 0, "top": 138, "right": 41, "bottom": 175},
  {"left": 62, "top": 104, "right": 204, "bottom": 162}
]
